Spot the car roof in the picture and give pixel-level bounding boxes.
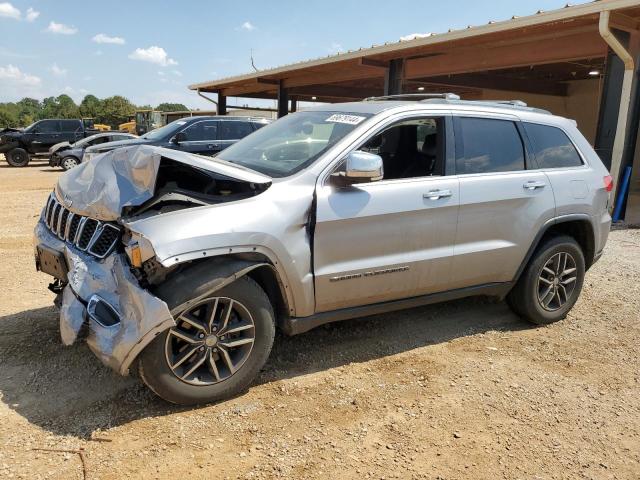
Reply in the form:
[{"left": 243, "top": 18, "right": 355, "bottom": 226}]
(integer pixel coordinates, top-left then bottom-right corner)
[
  {"left": 173, "top": 115, "right": 270, "bottom": 124},
  {"left": 303, "top": 98, "right": 572, "bottom": 127}
]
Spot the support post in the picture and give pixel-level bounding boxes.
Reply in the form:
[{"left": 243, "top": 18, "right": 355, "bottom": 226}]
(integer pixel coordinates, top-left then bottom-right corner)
[
  {"left": 290, "top": 98, "right": 297, "bottom": 113},
  {"left": 384, "top": 59, "right": 404, "bottom": 95},
  {"left": 217, "top": 92, "right": 227, "bottom": 116},
  {"left": 599, "top": 10, "right": 635, "bottom": 203},
  {"left": 277, "top": 81, "right": 289, "bottom": 118}
]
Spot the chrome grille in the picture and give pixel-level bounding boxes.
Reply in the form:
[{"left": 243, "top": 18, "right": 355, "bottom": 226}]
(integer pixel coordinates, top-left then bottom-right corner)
[{"left": 42, "top": 194, "right": 121, "bottom": 259}]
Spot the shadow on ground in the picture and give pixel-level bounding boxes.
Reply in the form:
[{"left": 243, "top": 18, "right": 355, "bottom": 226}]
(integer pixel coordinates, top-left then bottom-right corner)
[{"left": 0, "top": 297, "right": 531, "bottom": 438}]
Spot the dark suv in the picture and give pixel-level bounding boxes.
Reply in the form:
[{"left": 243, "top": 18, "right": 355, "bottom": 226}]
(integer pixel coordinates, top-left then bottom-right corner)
[
  {"left": 82, "top": 116, "right": 270, "bottom": 163},
  {"left": 0, "top": 118, "right": 99, "bottom": 167}
]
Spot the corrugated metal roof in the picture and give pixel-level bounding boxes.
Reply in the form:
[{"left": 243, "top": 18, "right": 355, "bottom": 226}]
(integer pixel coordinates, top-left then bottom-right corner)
[{"left": 189, "top": 0, "right": 640, "bottom": 91}]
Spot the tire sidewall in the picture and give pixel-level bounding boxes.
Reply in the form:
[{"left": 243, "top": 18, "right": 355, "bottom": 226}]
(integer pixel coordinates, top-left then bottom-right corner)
[
  {"left": 139, "top": 277, "right": 275, "bottom": 405},
  {"left": 61, "top": 156, "right": 79, "bottom": 170},
  {"left": 525, "top": 237, "right": 585, "bottom": 323},
  {"left": 6, "top": 148, "right": 29, "bottom": 167}
]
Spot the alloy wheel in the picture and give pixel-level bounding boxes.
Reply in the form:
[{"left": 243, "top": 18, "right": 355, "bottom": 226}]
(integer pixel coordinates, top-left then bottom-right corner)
[
  {"left": 165, "top": 297, "right": 255, "bottom": 386},
  {"left": 537, "top": 251, "right": 578, "bottom": 311}
]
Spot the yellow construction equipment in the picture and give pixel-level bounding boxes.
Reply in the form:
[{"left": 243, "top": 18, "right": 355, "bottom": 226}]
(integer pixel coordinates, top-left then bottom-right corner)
[{"left": 118, "top": 110, "right": 162, "bottom": 135}]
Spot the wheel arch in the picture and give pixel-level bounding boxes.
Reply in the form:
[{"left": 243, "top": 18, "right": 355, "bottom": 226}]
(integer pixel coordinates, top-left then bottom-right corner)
[{"left": 513, "top": 215, "right": 596, "bottom": 286}]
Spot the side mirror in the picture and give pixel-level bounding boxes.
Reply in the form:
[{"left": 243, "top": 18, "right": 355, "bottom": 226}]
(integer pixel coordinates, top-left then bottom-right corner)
[
  {"left": 334, "top": 151, "right": 384, "bottom": 184},
  {"left": 172, "top": 131, "right": 187, "bottom": 144}
]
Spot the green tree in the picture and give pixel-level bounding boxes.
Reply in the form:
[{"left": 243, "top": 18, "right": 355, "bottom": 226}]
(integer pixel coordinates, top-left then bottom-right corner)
[
  {"left": 40, "top": 95, "right": 80, "bottom": 119},
  {"left": 156, "top": 102, "right": 188, "bottom": 112},
  {"left": 79, "top": 94, "right": 102, "bottom": 119},
  {"left": 99, "top": 95, "right": 136, "bottom": 126},
  {"left": 16, "top": 97, "right": 41, "bottom": 125},
  {"left": 0, "top": 104, "right": 19, "bottom": 128}
]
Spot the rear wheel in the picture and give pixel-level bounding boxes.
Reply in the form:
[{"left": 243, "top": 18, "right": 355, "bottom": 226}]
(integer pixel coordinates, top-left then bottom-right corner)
[
  {"left": 6, "top": 148, "right": 30, "bottom": 167},
  {"left": 507, "top": 235, "right": 585, "bottom": 325},
  {"left": 61, "top": 156, "right": 79, "bottom": 170},
  {"left": 138, "top": 276, "right": 275, "bottom": 405}
]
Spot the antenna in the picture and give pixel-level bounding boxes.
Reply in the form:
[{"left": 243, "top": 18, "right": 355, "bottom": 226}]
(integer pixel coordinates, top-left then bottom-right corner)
[{"left": 250, "top": 49, "right": 259, "bottom": 72}]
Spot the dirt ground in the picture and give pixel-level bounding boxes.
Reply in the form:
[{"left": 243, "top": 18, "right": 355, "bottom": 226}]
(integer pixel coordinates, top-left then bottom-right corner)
[{"left": 0, "top": 159, "right": 638, "bottom": 480}]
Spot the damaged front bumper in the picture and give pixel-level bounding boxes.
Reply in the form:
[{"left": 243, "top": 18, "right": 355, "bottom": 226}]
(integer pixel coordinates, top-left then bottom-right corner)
[{"left": 34, "top": 221, "right": 175, "bottom": 375}]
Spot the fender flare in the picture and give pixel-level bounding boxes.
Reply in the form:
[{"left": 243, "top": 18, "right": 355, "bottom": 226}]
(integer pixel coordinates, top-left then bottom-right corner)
[
  {"left": 122, "top": 257, "right": 287, "bottom": 375},
  {"left": 511, "top": 214, "right": 595, "bottom": 287}
]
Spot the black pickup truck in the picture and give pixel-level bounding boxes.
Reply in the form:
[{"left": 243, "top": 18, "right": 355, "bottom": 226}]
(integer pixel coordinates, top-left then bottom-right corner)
[{"left": 0, "top": 119, "right": 100, "bottom": 167}]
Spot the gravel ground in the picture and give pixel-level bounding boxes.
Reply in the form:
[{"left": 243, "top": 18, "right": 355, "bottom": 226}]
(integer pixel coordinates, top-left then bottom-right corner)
[{"left": 0, "top": 160, "right": 639, "bottom": 480}]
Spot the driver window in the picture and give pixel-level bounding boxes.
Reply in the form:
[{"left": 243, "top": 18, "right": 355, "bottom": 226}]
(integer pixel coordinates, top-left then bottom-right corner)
[{"left": 360, "top": 117, "right": 445, "bottom": 180}]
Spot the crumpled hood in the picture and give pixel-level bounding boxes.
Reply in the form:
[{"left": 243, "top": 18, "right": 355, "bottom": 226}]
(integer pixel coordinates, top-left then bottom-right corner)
[
  {"left": 0, "top": 127, "right": 22, "bottom": 137},
  {"left": 55, "top": 144, "right": 271, "bottom": 221},
  {"left": 49, "top": 141, "right": 72, "bottom": 154}
]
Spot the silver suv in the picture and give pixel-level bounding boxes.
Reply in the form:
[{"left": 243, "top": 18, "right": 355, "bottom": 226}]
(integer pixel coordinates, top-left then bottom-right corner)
[{"left": 34, "top": 94, "right": 612, "bottom": 405}]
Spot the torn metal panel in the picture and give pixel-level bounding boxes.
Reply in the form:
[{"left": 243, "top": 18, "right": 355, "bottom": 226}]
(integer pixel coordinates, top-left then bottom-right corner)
[
  {"left": 35, "top": 222, "right": 175, "bottom": 375},
  {"left": 56, "top": 145, "right": 162, "bottom": 221}
]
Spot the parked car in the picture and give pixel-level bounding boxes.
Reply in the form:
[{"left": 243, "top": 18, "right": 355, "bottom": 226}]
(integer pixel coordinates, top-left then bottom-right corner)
[
  {"left": 34, "top": 95, "right": 612, "bottom": 405},
  {"left": 0, "top": 119, "right": 100, "bottom": 167},
  {"left": 49, "top": 132, "right": 138, "bottom": 170},
  {"left": 82, "top": 115, "right": 270, "bottom": 163}
]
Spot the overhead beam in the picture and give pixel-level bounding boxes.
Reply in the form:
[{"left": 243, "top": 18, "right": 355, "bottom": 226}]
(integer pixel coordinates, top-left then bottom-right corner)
[
  {"left": 609, "top": 12, "right": 640, "bottom": 32},
  {"left": 405, "top": 31, "right": 607, "bottom": 78},
  {"left": 256, "top": 77, "right": 280, "bottom": 85},
  {"left": 289, "top": 84, "right": 382, "bottom": 99},
  {"left": 282, "top": 63, "right": 386, "bottom": 89},
  {"left": 358, "top": 58, "right": 389, "bottom": 69},
  {"left": 419, "top": 73, "right": 569, "bottom": 96}
]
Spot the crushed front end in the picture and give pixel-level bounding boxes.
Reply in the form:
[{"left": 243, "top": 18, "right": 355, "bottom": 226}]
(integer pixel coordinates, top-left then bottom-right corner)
[{"left": 34, "top": 193, "right": 174, "bottom": 374}]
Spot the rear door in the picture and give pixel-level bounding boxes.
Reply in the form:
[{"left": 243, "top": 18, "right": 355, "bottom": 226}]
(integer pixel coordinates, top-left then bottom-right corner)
[
  {"left": 313, "top": 113, "right": 460, "bottom": 312},
  {"left": 449, "top": 115, "right": 556, "bottom": 289},
  {"left": 217, "top": 121, "right": 255, "bottom": 151},
  {"left": 60, "top": 120, "right": 83, "bottom": 143}
]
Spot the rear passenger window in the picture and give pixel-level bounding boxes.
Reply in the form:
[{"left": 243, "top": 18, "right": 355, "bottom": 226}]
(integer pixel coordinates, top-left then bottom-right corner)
[
  {"left": 218, "top": 121, "right": 253, "bottom": 140},
  {"left": 60, "top": 120, "right": 81, "bottom": 132},
  {"left": 523, "top": 123, "right": 583, "bottom": 168},
  {"left": 456, "top": 118, "right": 525, "bottom": 174}
]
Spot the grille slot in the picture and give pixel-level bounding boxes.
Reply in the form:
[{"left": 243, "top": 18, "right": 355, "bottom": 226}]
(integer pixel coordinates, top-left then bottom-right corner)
[
  {"left": 41, "top": 194, "right": 121, "bottom": 260},
  {"left": 51, "top": 204, "right": 62, "bottom": 233},
  {"left": 77, "top": 219, "right": 99, "bottom": 250},
  {"left": 89, "top": 224, "right": 120, "bottom": 257},
  {"left": 58, "top": 209, "right": 70, "bottom": 239},
  {"left": 67, "top": 215, "right": 82, "bottom": 242}
]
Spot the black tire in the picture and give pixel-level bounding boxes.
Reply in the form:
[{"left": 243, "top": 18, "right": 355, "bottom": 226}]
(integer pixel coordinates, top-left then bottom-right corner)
[
  {"left": 507, "top": 235, "right": 585, "bottom": 325},
  {"left": 60, "top": 156, "right": 80, "bottom": 171},
  {"left": 6, "top": 148, "right": 30, "bottom": 167},
  {"left": 138, "top": 276, "right": 275, "bottom": 405}
]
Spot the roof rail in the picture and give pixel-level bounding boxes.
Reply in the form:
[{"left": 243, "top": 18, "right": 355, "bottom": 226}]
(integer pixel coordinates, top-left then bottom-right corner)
[
  {"left": 363, "top": 93, "right": 461, "bottom": 102},
  {"left": 485, "top": 100, "right": 528, "bottom": 107}
]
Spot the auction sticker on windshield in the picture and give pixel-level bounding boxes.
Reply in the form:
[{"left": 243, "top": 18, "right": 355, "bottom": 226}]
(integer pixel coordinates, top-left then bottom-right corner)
[{"left": 325, "top": 114, "right": 366, "bottom": 125}]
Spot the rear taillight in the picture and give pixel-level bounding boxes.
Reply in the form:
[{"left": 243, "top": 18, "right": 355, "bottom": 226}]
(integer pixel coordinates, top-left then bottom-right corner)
[{"left": 603, "top": 175, "right": 613, "bottom": 192}]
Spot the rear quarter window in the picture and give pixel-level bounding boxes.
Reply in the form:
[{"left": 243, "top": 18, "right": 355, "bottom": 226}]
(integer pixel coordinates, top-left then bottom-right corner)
[
  {"left": 523, "top": 123, "right": 583, "bottom": 168},
  {"left": 455, "top": 117, "right": 525, "bottom": 174}
]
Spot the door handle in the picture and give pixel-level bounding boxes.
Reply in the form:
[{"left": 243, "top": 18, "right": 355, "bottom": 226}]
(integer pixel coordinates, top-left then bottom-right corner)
[
  {"left": 423, "top": 189, "right": 452, "bottom": 200},
  {"left": 208, "top": 143, "right": 219, "bottom": 149},
  {"left": 523, "top": 181, "right": 546, "bottom": 190}
]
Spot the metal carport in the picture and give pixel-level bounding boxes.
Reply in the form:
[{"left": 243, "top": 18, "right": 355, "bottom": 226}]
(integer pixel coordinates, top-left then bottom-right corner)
[{"left": 190, "top": 0, "right": 640, "bottom": 222}]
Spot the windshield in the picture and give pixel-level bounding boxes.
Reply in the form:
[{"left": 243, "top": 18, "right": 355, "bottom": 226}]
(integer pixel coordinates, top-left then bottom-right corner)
[
  {"left": 217, "top": 111, "right": 372, "bottom": 177},
  {"left": 23, "top": 121, "right": 38, "bottom": 132},
  {"left": 142, "top": 119, "right": 187, "bottom": 141}
]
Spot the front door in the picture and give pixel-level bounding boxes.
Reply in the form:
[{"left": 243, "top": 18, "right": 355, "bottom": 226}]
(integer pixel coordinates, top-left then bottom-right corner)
[
  {"left": 313, "top": 115, "right": 460, "bottom": 313},
  {"left": 173, "top": 120, "right": 220, "bottom": 156},
  {"left": 30, "top": 120, "right": 61, "bottom": 153}
]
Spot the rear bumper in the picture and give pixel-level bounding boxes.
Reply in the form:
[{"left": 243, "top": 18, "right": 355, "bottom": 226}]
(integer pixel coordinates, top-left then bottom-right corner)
[{"left": 34, "top": 220, "right": 175, "bottom": 375}]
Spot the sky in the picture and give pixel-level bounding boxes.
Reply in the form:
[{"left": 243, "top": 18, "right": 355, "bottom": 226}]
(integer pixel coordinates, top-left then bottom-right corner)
[{"left": 0, "top": 0, "right": 591, "bottom": 109}]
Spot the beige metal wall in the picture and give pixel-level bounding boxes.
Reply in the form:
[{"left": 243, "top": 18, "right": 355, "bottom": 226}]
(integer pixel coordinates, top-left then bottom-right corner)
[{"left": 479, "top": 79, "right": 601, "bottom": 144}]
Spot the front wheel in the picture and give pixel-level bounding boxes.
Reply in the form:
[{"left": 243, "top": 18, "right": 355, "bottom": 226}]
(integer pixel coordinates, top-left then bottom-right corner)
[
  {"left": 507, "top": 235, "right": 585, "bottom": 325},
  {"left": 138, "top": 276, "right": 275, "bottom": 405},
  {"left": 61, "top": 156, "right": 79, "bottom": 170}
]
